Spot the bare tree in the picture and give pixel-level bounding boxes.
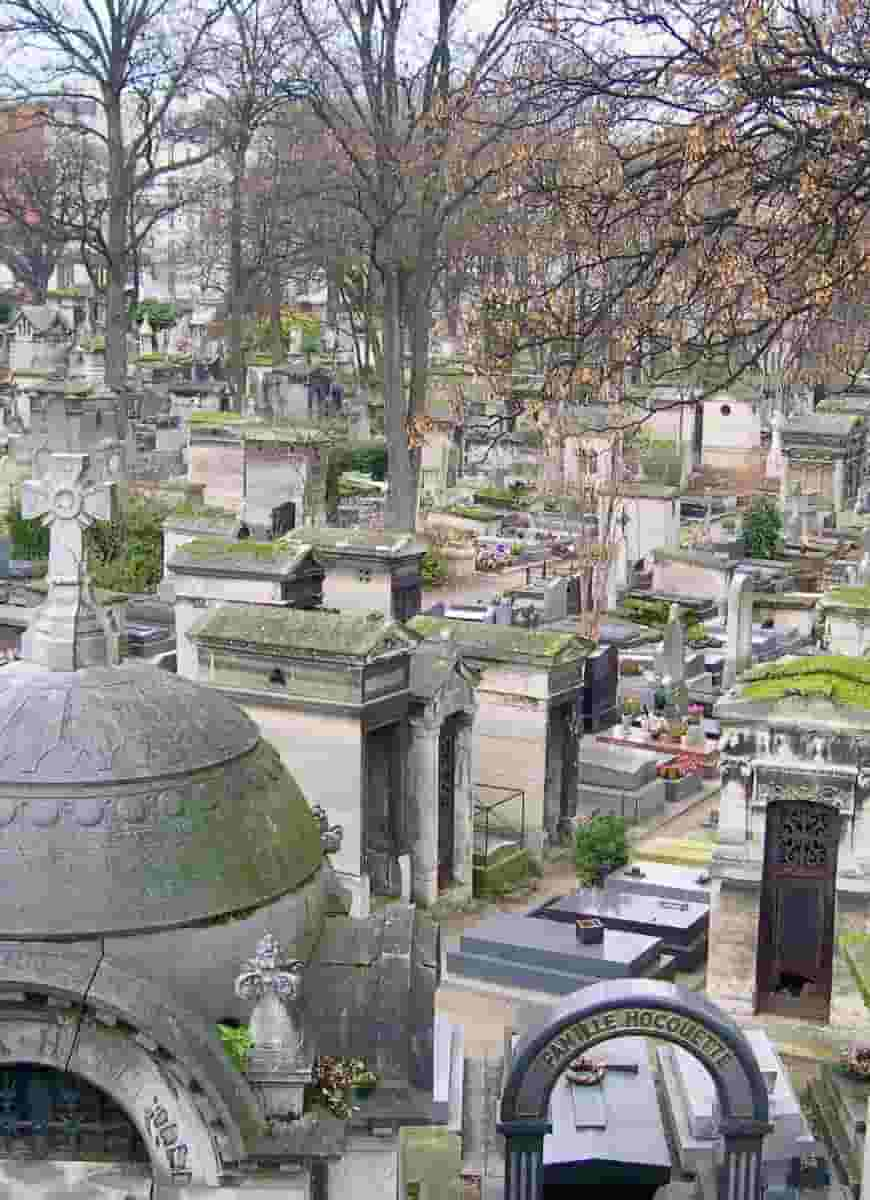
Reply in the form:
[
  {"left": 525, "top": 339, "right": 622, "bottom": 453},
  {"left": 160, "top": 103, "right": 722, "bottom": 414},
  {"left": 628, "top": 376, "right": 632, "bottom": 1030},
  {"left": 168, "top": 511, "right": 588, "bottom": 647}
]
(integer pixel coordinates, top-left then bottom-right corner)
[
  {"left": 0, "top": 0, "right": 229, "bottom": 413},
  {"left": 290, "top": 0, "right": 546, "bottom": 529},
  {"left": 199, "top": 0, "right": 305, "bottom": 403},
  {"left": 0, "top": 116, "right": 89, "bottom": 300}
]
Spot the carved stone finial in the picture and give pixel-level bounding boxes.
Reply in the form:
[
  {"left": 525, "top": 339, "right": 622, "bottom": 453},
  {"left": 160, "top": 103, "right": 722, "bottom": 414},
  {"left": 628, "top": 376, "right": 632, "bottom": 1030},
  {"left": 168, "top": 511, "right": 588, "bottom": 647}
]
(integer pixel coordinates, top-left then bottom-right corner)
[
  {"left": 235, "top": 934, "right": 311, "bottom": 1122},
  {"left": 311, "top": 804, "right": 343, "bottom": 855}
]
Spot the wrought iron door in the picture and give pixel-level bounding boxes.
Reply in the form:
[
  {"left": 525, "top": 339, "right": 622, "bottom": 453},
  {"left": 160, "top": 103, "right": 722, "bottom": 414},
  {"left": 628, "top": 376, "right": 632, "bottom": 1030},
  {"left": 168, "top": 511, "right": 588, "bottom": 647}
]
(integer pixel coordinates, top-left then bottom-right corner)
[
  {"left": 0, "top": 1065, "right": 147, "bottom": 1161},
  {"left": 756, "top": 798, "right": 840, "bottom": 1022},
  {"left": 438, "top": 720, "right": 457, "bottom": 888}
]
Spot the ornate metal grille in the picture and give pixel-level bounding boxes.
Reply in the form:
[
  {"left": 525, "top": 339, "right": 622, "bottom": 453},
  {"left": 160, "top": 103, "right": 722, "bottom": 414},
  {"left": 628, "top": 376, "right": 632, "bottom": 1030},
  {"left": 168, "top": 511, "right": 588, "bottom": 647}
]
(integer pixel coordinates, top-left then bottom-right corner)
[
  {"left": 0, "top": 1065, "right": 147, "bottom": 1161},
  {"left": 775, "top": 803, "right": 837, "bottom": 871}
]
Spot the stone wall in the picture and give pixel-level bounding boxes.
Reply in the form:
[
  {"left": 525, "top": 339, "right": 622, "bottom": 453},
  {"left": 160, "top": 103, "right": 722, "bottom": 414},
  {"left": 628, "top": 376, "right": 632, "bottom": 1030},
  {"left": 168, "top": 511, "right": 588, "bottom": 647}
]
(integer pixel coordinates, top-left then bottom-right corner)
[
  {"left": 188, "top": 443, "right": 244, "bottom": 510},
  {"left": 474, "top": 668, "right": 549, "bottom": 848},
  {"left": 323, "top": 561, "right": 394, "bottom": 619},
  {"left": 242, "top": 703, "right": 365, "bottom": 888},
  {"left": 651, "top": 555, "right": 731, "bottom": 602}
]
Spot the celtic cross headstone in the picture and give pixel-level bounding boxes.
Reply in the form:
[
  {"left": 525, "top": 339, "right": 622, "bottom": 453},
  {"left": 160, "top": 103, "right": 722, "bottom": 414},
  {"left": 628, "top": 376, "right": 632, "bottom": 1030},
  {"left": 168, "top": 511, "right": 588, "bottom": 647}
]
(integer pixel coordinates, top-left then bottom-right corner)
[{"left": 19, "top": 452, "right": 117, "bottom": 671}]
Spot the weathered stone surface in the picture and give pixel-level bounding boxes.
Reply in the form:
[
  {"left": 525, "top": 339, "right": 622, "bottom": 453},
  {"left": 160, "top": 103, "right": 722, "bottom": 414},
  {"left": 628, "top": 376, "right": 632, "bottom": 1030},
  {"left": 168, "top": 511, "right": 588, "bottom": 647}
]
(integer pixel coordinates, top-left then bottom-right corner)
[{"left": 0, "top": 661, "right": 322, "bottom": 935}]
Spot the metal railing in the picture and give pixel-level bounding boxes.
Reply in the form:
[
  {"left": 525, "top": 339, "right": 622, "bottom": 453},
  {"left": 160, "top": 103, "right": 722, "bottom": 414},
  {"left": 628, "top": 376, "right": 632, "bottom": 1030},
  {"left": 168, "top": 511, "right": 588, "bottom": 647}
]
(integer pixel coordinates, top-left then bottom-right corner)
[{"left": 473, "top": 784, "right": 525, "bottom": 864}]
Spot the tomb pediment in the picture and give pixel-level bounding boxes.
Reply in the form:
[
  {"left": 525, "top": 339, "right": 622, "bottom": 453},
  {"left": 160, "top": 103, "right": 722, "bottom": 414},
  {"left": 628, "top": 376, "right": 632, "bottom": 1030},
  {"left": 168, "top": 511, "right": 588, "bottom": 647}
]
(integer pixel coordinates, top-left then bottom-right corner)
[
  {"left": 168, "top": 535, "right": 319, "bottom": 580},
  {"left": 190, "top": 601, "right": 414, "bottom": 662}
]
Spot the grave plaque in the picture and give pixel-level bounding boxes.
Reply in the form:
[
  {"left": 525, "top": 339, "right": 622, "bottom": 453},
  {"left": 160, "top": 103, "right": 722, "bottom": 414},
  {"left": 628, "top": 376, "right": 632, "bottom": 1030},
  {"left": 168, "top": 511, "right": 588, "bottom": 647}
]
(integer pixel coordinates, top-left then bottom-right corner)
[{"left": 581, "top": 645, "right": 618, "bottom": 731}]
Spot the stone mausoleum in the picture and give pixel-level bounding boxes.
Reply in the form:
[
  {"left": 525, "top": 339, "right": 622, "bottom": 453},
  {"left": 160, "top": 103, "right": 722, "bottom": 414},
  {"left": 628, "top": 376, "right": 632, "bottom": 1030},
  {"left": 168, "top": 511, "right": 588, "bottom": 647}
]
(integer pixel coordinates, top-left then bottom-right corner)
[
  {"left": 0, "top": 449, "right": 451, "bottom": 1200},
  {"left": 711, "top": 654, "right": 870, "bottom": 1030}
]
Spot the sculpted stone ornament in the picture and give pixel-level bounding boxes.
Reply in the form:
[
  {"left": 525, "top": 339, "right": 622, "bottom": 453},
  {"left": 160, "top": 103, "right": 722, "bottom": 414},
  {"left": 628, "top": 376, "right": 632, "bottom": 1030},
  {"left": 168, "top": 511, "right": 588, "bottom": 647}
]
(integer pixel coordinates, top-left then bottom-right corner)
[
  {"left": 235, "top": 934, "right": 311, "bottom": 1121},
  {"left": 311, "top": 804, "right": 343, "bottom": 855}
]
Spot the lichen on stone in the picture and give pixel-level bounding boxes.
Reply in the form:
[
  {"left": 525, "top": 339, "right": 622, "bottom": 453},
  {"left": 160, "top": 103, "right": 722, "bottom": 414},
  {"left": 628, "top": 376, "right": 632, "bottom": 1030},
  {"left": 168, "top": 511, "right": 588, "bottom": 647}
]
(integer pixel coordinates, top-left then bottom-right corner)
[{"left": 742, "top": 654, "right": 870, "bottom": 707}]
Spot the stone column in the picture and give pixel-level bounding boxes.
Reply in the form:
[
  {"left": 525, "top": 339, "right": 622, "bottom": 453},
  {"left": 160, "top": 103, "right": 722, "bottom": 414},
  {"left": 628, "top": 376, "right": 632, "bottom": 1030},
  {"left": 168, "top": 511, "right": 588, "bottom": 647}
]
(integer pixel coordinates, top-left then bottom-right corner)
[
  {"left": 834, "top": 457, "right": 846, "bottom": 513},
  {"left": 723, "top": 573, "right": 754, "bottom": 691},
  {"left": 453, "top": 714, "right": 476, "bottom": 889},
  {"left": 409, "top": 718, "right": 440, "bottom": 906},
  {"left": 498, "top": 1121, "right": 551, "bottom": 1200},
  {"left": 719, "top": 1119, "right": 771, "bottom": 1200}
]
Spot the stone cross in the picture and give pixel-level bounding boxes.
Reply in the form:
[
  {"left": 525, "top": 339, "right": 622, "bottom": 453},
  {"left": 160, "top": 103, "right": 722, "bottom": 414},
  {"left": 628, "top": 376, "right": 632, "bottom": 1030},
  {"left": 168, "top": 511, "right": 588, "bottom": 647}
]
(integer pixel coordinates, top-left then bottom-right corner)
[
  {"left": 22, "top": 453, "right": 114, "bottom": 581},
  {"left": 19, "top": 452, "right": 117, "bottom": 670}
]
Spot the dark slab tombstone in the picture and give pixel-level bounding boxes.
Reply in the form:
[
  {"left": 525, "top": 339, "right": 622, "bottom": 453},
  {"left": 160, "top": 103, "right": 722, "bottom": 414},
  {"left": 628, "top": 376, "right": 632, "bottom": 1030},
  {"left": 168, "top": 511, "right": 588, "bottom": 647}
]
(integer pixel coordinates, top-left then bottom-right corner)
[
  {"left": 531, "top": 889, "right": 709, "bottom": 971},
  {"left": 581, "top": 645, "right": 619, "bottom": 732},
  {"left": 756, "top": 793, "right": 840, "bottom": 1023},
  {"left": 270, "top": 500, "right": 296, "bottom": 538}
]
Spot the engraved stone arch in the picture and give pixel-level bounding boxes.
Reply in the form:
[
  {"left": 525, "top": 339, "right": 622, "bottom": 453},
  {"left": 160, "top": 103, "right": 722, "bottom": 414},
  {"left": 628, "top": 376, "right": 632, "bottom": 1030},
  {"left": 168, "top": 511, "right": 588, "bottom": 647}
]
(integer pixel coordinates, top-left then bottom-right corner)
[
  {"left": 0, "top": 1014, "right": 220, "bottom": 1185},
  {"left": 0, "top": 946, "right": 262, "bottom": 1171},
  {"left": 498, "top": 980, "right": 771, "bottom": 1200}
]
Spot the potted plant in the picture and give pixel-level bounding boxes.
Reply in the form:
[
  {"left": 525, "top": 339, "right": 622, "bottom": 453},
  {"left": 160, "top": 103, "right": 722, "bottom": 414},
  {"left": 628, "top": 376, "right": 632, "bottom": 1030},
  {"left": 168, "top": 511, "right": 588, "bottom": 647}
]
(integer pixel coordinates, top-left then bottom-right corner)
[
  {"left": 350, "top": 1060, "right": 379, "bottom": 1100},
  {"left": 575, "top": 917, "right": 604, "bottom": 945}
]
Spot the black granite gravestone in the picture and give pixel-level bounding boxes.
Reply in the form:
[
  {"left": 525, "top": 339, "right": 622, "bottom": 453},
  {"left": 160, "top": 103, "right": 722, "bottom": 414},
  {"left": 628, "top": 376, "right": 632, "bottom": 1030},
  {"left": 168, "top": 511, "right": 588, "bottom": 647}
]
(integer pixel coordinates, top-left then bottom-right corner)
[
  {"left": 531, "top": 889, "right": 709, "bottom": 970},
  {"left": 581, "top": 645, "right": 618, "bottom": 732}
]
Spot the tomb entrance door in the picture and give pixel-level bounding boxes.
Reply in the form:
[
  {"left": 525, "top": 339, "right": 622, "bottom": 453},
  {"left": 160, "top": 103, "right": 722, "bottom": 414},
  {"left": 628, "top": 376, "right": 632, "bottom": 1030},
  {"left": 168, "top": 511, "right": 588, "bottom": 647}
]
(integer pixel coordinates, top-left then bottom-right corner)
[
  {"left": 755, "top": 796, "right": 840, "bottom": 1023},
  {"left": 364, "top": 722, "right": 405, "bottom": 895},
  {"left": 437, "top": 715, "right": 460, "bottom": 890}
]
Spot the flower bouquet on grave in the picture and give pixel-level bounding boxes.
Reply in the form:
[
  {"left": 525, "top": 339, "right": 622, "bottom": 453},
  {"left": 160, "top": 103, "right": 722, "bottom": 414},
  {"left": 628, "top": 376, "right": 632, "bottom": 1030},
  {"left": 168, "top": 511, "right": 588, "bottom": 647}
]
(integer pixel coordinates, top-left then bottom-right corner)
[
  {"left": 687, "top": 704, "right": 705, "bottom": 726},
  {"left": 843, "top": 1044, "right": 870, "bottom": 1081},
  {"left": 349, "top": 1059, "right": 379, "bottom": 1100},
  {"left": 566, "top": 1056, "right": 605, "bottom": 1086}
]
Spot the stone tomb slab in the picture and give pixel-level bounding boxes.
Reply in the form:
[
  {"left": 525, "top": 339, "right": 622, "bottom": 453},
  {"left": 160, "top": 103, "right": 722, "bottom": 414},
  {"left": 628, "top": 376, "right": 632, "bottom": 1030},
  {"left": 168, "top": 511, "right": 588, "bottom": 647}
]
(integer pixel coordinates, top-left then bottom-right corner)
[
  {"left": 658, "top": 1028, "right": 817, "bottom": 1186},
  {"left": 446, "top": 912, "right": 670, "bottom": 996},
  {"left": 578, "top": 743, "right": 670, "bottom": 790},
  {"left": 543, "top": 1036, "right": 671, "bottom": 1191},
  {"left": 531, "top": 888, "right": 709, "bottom": 970},
  {"left": 605, "top": 861, "right": 712, "bottom": 905}
]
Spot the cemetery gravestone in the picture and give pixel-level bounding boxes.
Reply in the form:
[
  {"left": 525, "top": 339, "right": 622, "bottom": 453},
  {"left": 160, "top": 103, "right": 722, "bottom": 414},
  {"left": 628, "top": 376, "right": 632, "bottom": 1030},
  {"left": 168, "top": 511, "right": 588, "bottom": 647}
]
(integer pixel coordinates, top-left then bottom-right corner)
[{"left": 581, "top": 645, "right": 619, "bottom": 732}]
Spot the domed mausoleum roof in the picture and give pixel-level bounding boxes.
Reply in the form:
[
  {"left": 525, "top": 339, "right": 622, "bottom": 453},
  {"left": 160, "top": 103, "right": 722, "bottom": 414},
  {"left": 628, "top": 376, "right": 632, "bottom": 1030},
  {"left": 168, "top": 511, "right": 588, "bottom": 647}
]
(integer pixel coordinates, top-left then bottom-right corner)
[{"left": 0, "top": 660, "right": 323, "bottom": 938}]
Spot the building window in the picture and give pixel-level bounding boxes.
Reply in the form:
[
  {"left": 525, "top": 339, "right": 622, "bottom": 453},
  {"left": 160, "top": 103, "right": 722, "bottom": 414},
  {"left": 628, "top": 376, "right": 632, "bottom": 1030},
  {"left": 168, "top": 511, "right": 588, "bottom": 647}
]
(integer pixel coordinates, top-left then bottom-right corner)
[
  {"left": 269, "top": 668, "right": 286, "bottom": 686},
  {"left": 720, "top": 404, "right": 731, "bottom": 416},
  {"left": 358, "top": 568, "right": 372, "bottom": 584}
]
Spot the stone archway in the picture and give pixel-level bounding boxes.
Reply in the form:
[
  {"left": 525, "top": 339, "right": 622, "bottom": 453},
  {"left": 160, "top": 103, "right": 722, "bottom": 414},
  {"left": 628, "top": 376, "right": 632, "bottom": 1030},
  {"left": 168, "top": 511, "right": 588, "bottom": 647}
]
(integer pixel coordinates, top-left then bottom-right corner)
[
  {"left": 498, "top": 980, "right": 772, "bottom": 1200},
  {"left": 0, "top": 1013, "right": 222, "bottom": 1188},
  {"left": 0, "top": 945, "right": 264, "bottom": 1186}
]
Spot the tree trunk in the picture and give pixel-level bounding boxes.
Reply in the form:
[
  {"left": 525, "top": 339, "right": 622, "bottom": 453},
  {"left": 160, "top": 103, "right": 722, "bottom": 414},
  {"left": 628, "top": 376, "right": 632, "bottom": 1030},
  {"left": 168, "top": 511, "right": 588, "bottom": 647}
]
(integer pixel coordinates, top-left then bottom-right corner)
[
  {"left": 228, "top": 143, "right": 248, "bottom": 411},
  {"left": 382, "top": 264, "right": 415, "bottom": 530},
  {"left": 104, "top": 94, "right": 128, "bottom": 428}
]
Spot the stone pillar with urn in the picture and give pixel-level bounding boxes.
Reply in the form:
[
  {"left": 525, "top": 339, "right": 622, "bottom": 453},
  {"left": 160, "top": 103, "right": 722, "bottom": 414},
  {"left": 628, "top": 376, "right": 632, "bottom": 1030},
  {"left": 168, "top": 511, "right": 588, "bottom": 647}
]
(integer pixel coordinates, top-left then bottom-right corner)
[{"left": 235, "top": 933, "right": 313, "bottom": 1122}]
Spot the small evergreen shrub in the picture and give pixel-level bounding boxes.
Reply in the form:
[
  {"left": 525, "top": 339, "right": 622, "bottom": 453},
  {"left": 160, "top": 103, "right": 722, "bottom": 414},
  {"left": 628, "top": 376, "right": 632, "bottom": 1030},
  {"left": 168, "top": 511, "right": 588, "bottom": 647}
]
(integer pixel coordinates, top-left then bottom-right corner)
[
  {"left": 421, "top": 548, "right": 449, "bottom": 588},
  {"left": 743, "top": 496, "right": 783, "bottom": 558},
  {"left": 574, "top": 814, "right": 630, "bottom": 886}
]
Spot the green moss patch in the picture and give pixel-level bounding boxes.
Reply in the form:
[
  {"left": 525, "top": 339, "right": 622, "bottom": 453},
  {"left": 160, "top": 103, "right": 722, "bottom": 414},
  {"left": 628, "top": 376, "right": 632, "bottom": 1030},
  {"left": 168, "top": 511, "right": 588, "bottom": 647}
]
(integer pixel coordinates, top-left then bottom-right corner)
[
  {"left": 840, "top": 932, "right": 870, "bottom": 1012},
  {"left": 823, "top": 586, "right": 870, "bottom": 610},
  {"left": 407, "top": 615, "right": 594, "bottom": 664},
  {"left": 742, "top": 655, "right": 870, "bottom": 707},
  {"left": 473, "top": 847, "right": 529, "bottom": 897}
]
